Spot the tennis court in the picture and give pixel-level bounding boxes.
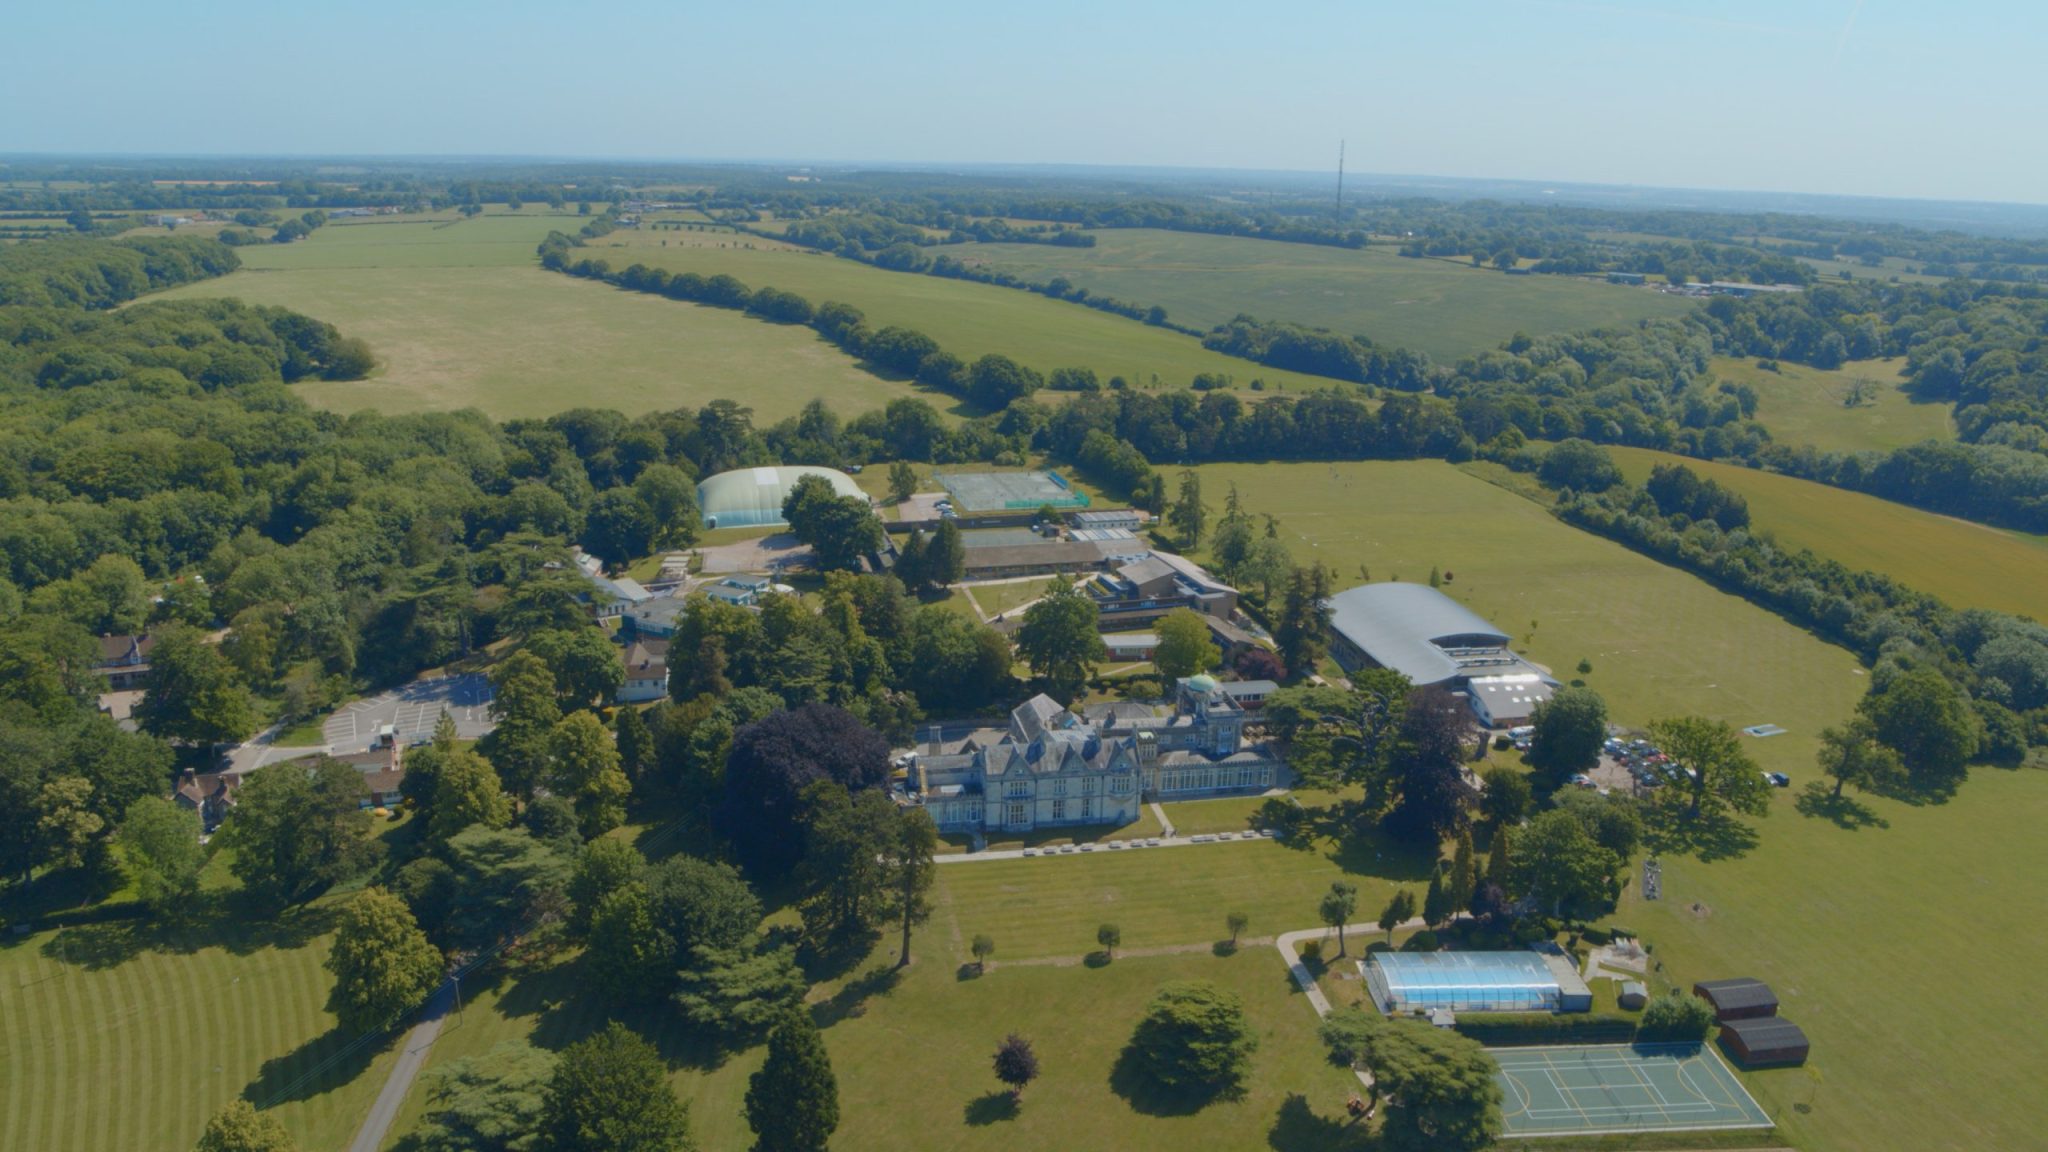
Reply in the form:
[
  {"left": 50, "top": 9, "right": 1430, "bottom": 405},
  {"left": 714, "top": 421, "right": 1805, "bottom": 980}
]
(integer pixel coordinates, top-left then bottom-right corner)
[
  {"left": 937, "top": 470, "right": 1091, "bottom": 511},
  {"left": 1493, "top": 1043, "right": 1772, "bottom": 1138}
]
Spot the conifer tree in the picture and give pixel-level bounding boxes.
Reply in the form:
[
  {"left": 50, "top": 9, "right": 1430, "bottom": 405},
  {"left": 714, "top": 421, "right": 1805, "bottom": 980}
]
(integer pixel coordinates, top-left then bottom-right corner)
[{"left": 745, "top": 1007, "right": 839, "bottom": 1152}]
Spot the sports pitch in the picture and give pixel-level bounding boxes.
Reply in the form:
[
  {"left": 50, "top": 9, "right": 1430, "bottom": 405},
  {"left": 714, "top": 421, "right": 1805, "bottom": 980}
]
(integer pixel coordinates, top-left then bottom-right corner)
[{"left": 1492, "top": 1043, "right": 1772, "bottom": 1138}]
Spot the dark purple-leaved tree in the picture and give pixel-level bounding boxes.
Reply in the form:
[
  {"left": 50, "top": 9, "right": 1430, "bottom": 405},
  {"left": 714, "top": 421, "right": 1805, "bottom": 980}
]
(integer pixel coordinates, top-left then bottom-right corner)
[{"left": 719, "top": 703, "right": 889, "bottom": 876}]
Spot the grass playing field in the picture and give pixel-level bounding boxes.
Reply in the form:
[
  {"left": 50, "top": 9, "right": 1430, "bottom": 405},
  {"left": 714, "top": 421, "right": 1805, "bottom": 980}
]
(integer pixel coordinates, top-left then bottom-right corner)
[
  {"left": 926, "top": 229, "right": 1696, "bottom": 362},
  {"left": 155, "top": 213, "right": 945, "bottom": 422},
  {"left": 0, "top": 904, "right": 395, "bottom": 1152},
  {"left": 1607, "top": 447, "right": 2048, "bottom": 621},
  {"left": 391, "top": 920, "right": 1371, "bottom": 1152},
  {"left": 1709, "top": 356, "right": 1953, "bottom": 454},
  {"left": 570, "top": 230, "right": 1344, "bottom": 391}
]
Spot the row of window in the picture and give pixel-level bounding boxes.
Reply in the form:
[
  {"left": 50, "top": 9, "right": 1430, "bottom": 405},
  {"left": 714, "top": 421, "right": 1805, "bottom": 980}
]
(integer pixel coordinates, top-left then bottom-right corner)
[{"left": 1156, "top": 765, "right": 1272, "bottom": 794}]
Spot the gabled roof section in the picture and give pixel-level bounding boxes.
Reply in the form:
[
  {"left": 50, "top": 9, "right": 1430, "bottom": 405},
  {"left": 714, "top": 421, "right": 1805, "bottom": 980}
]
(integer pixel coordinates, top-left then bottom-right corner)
[{"left": 1009, "top": 694, "right": 1069, "bottom": 744}]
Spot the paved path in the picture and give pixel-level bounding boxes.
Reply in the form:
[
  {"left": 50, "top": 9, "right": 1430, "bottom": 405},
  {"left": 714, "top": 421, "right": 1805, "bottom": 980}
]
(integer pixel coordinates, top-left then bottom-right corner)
[
  {"left": 346, "top": 981, "right": 456, "bottom": 1152},
  {"left": 1274, "top": 917, "right": 1432, "bottom": 1095},
  {"left": 1148, "top": 801, "right": 1175, "bottom": 837},
  {"left": 934, "top": 828, "right": 1274, "bottom": 864}
]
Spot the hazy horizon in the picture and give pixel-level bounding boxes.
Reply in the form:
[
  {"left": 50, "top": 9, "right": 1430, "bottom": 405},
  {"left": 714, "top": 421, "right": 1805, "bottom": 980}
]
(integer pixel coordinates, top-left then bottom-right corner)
[{"left": 5, "top": 0, "right": 2044, "bottom": 205}]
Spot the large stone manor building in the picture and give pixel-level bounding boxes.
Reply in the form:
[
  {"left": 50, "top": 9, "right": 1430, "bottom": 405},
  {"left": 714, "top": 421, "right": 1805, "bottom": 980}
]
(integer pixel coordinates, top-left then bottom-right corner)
[{"left": 898, "top": 676, "right": 1286, "bottom": 835}]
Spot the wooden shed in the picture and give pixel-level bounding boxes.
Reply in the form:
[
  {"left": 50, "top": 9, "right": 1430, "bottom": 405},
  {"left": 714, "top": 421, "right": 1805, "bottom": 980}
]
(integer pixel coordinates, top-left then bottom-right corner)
[
  {"left": 1719, "top": 1016, "right": 1810, "bottom": 1067},
  {"left": 1692, "top": 977, "right": 1779, "bottom": 1021}
]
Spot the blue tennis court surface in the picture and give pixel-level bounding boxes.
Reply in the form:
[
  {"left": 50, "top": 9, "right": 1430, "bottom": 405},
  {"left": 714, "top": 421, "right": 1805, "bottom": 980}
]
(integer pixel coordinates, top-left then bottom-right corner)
[{"left": 1492, "top": 1043, "right": 1773, "bottom": 1137}]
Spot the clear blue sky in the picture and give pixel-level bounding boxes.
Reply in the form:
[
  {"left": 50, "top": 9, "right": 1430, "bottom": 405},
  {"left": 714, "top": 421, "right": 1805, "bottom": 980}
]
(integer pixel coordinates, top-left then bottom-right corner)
[{"left": 4, "top": 0, "right": 2041, "bottom": 204}]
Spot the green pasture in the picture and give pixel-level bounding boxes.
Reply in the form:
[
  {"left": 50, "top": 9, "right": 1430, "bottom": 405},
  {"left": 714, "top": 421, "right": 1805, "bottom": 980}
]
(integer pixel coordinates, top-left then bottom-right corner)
[
  {"left": 572, "top": 230, "right": 1341, "bottom": 391},
  {"left": 1194, "top": 460, "right": 1866, "bottom": 776},
  {"left": 1608, "top": 447, "right": 2048, "bottom": 622},
  {"left": 159, "top": 265, "right": 931, "bottom": 423},
  {"left": 933, "top": 228, "right": 1695, "bottom": 362},
  {"left": 1620, "top": 764, "right": 2048, "bottom": 1152},
  {"left": 0, "top": 906, "right": 393, "bottom": 1152},
  {"left": 1710, "top": 356, "right": 1953, "bottom": 454},
  {"left": 230, "top": 212, "right": 579, "bottom": 270}
]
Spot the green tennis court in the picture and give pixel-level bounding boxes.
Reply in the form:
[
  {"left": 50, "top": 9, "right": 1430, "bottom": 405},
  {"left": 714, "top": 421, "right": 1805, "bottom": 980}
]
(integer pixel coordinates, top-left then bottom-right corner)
[{"left": 1492, "top": 1042, "right": 1773, "bottom": 1137}]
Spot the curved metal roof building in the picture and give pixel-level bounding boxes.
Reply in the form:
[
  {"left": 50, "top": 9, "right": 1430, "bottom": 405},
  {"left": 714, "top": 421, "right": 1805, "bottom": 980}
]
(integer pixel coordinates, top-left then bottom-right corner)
[
  {"left": 1327, "top": 582, "right": 1520, "bottom": 686},
  {"left": 697, "top": 465, "right": 866, "bottom": 529}
]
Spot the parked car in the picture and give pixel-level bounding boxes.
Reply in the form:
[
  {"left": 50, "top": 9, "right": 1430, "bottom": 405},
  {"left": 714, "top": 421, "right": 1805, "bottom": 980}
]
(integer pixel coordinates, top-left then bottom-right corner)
[{"left": 1766, "top": 772, "right": 1791, "bottom": 788}]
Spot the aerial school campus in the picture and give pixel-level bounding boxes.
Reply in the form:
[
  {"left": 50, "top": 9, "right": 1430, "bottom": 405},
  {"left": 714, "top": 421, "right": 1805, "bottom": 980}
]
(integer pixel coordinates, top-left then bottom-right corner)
[{"left": 7, "top": 31, "right": 2048, "bottom": 1151}]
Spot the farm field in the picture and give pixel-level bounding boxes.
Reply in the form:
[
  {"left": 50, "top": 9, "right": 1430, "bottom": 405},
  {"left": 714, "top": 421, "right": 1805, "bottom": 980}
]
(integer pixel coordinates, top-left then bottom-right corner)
[
  {"left": 1709, "top": 356, "right": 1953, "bottom": 454},
  {"left": 929, "top": 228, "right": 1695, "bottom": 361},
  {"left": 1608, "top": 447, "right": 2048, "bottom": 621},
  {"left": 571, "top": 229, "right": 1343, "bottom": 391},
  {"left": 156, "top": 213, "right": 935, "bottom": 421},
  {"left": 0, "top": 911, "right": 395, "bottom": 1152}
]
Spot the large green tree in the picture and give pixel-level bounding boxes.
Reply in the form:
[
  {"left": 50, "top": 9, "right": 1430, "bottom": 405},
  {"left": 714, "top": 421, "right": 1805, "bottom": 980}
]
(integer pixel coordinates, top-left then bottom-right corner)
[
  {"left": 1858, "top": 667, "right": 1980, "bottom": 796},
  {"left": 781, "top": 474, "right": 883, "bottom": 572},
  {"left": 1508, "top": 808, "right": 1619, "bottom": 916},
  {"left": 547, "top": 711, "right": 631, "bottom": 838},
  {"left": 1322, "top": 1009, "right": 1501, "bottom": 1150},
  {"left": 119, "top": 795, "right": 205, "bottom": 912},
  {"left": 483, "top": 650, "right": 563, "bottom": 800},
  {"left": 216, "top": 757, "right": 372, "bottom": 907},
  {"left": 1013, "top": 577, "right": 1105, "bottom": 702},
  {"left": 538, "top": 1022, "right": 694, "bottom": 1152},
  {"left": 646, "top": 853, "right": 764, "bottom": 958},
  {"left": 411, "top": 1039, "right": 554, "bottom": 1152},
  {"left": 1127, "top": 981, "right": 1258, "bottom": 1096},
  {"left": 325, "top": 887, "right": 443, "bottom": 1033},
  {"left": 1649, "top": 715, "right": 1770, "bottom": 823},
  {"left": 745, "top": 1006, "right": 840, "bottom": 1152},
  {"left": 586, "top": 883, "right": 672, "bottom": 1004},
  {"left": 527, "top": 627, "right": 626, "bottom": 711},
  {"left": 195, "top": 1101, "right": 297, "bottom": 1152},
  {"left": 672, "top": 943, "right": 808, "bottom": 1037},
  {"left": 890, "top": 806, "right": 938, "bottom": 967},
  {"left": 136, "top": 624, "right": 255, "bottom": 746},
  {"left": 1152, "top": 608, "right": 1220, "bottom": 680},
  {"left": 568, "top": 836, "right": 645, "bottom": 936},
  {"left": 795, "top": 780, "right": 897, "bottom": 941},
  {"left": 1526, "top": 686, "right": 1607, "bottom": 786},
  {"left": 1816, "top": 717, "right": 1906, "bottom": 798}
]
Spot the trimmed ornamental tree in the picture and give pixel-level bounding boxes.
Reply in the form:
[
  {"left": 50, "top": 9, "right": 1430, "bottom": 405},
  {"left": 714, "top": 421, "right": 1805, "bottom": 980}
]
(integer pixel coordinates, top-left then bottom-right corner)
[
  {"left": 1320, "top": 881, "right": 1358, "bottom": 955},
  {"left": 1128, "top": 981, "right": 1258, "bottom": 1097},
  {"left": 745, "top": 1006, "right": 839, "bottom": 1152},
  {"left": 1097, "top": 922, "right": 1121, "bottom": 961},
  {"left": 325, "top": 888, "right": 444, "bottom": 1034},
  {"left": 993, "top": 1034, "right": 1040, "bottom": 1101}
]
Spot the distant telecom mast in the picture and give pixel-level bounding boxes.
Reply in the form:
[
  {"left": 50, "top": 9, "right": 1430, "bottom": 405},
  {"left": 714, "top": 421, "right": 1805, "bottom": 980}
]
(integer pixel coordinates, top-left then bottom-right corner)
[{"left": 1335, "top": 140, "right": 1346, "bottom": 228}]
